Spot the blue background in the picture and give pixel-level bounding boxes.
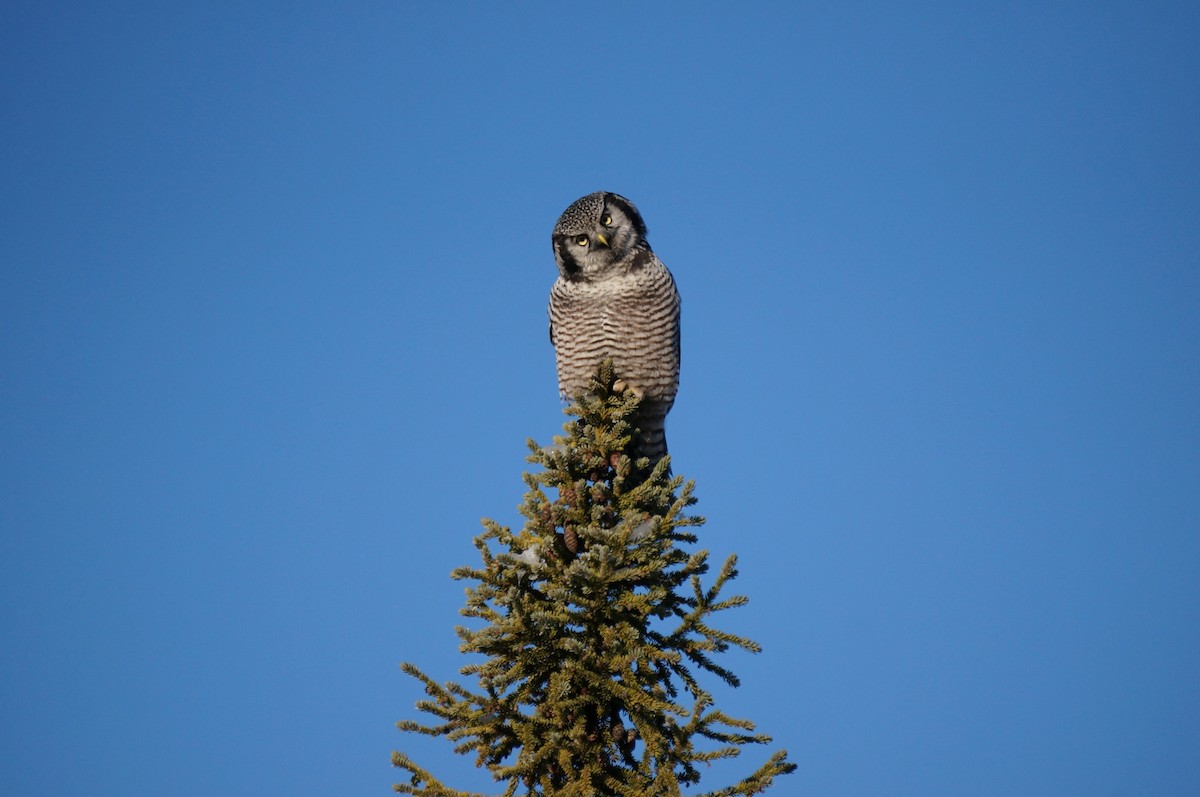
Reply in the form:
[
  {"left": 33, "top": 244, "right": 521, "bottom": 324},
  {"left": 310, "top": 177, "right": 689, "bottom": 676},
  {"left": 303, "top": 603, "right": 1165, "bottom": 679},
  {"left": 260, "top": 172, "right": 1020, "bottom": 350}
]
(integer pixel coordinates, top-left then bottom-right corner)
[{"left": 2, "top": 3, "right": 1198, "bottom": 795}]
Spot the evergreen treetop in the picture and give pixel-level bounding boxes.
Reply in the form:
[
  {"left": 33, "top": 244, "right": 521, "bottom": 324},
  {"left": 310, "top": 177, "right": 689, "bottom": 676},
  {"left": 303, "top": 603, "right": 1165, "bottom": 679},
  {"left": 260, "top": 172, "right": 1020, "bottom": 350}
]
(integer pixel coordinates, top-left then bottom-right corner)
[{"left": 394, "top": 362, "right": 794, "bottom": 796}]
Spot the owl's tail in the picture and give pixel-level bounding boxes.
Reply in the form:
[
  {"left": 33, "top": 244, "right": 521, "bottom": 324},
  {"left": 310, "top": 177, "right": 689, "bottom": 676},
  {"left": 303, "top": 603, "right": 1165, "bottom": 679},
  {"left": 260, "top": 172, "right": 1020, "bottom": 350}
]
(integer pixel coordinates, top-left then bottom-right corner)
[{"left": 633, "top": 403, "right": 670, "bottom": 465}]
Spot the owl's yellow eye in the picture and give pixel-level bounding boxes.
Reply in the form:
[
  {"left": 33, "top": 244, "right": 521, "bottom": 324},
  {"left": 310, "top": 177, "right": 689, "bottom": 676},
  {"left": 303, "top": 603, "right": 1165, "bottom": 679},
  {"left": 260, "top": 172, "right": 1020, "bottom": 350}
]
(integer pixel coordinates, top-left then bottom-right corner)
[
  {"left": 601, "top": 214, "right": 613, "bottom": 226},
  {"left": 576, "top": 235, "right": 589, "bottom": 247}
]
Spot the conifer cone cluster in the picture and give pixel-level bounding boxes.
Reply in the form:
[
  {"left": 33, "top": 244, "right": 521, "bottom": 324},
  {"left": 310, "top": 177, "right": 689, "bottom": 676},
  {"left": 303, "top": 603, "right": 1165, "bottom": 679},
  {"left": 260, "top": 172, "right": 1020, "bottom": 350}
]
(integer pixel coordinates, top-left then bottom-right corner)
[{"left": 394, "top": 362, "right": 794, "bottom": 796}]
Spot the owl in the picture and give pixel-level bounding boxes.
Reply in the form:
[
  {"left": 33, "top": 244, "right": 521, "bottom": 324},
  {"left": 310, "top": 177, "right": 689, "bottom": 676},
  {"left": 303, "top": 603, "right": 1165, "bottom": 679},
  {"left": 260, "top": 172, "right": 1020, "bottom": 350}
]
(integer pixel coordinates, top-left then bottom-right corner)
[{"left": 548, "top": 191, "right": 681, "bottom": 462}]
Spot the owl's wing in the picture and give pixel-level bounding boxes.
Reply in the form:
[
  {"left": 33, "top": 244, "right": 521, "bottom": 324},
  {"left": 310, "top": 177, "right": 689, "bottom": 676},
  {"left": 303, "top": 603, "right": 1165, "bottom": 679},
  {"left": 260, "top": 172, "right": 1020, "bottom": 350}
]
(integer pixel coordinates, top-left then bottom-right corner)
[{"left": 668, "top": 269, "right": 681, "bottom": 367}]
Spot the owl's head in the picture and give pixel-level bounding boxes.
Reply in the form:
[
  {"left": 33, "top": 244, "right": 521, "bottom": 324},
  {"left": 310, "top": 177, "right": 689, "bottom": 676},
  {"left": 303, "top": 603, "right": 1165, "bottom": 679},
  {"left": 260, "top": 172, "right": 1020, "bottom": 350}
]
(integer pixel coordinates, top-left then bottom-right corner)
[{"left": 552, "top": 191, "right": 649, "bottom": 280}]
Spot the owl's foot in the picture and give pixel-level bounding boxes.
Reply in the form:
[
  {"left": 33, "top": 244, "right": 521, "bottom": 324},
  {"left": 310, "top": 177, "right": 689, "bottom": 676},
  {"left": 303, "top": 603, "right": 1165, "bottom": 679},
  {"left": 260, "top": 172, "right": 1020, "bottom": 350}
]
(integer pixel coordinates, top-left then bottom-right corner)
[{"left": 613, "top": 379, "right": 644, "bottom": 399}]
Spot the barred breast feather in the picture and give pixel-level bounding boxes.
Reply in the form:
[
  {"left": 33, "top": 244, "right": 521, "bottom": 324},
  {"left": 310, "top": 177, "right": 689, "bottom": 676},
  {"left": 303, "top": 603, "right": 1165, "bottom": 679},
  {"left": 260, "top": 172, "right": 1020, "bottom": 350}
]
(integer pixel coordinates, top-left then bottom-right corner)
[{"left": 548, "top": 252, "right": 680, "bottom": 460}]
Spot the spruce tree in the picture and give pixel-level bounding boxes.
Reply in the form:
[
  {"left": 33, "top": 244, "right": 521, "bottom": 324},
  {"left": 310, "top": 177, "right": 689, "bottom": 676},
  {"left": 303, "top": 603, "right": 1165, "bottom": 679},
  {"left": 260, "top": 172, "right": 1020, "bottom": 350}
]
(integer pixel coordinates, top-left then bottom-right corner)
[{"left": 394, "top": 362, "right": 794, "bottom": 796}]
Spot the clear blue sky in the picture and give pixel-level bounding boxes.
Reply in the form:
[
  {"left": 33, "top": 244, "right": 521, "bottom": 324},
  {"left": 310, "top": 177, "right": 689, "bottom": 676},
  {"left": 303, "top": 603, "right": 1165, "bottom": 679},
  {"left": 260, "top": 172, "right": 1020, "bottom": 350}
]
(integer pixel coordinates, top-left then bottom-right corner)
[{"left": 2, "top": 3, "right": 1198, "bottom": 795}]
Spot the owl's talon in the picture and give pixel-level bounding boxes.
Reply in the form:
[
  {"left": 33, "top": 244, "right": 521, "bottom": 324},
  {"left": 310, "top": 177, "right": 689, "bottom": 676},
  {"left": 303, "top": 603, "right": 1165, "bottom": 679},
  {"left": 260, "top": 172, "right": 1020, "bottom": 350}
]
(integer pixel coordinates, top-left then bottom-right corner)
[{"left": 612, "top": 379, "right": 644, "bottom": 399}]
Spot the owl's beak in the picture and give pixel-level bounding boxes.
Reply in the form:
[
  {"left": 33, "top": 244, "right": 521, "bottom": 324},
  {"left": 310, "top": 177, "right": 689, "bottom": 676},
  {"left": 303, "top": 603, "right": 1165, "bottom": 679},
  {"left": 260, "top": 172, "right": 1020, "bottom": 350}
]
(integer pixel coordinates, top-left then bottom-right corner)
[{"left": 595, "top": 232, "right": 610, "bottom": 248}]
